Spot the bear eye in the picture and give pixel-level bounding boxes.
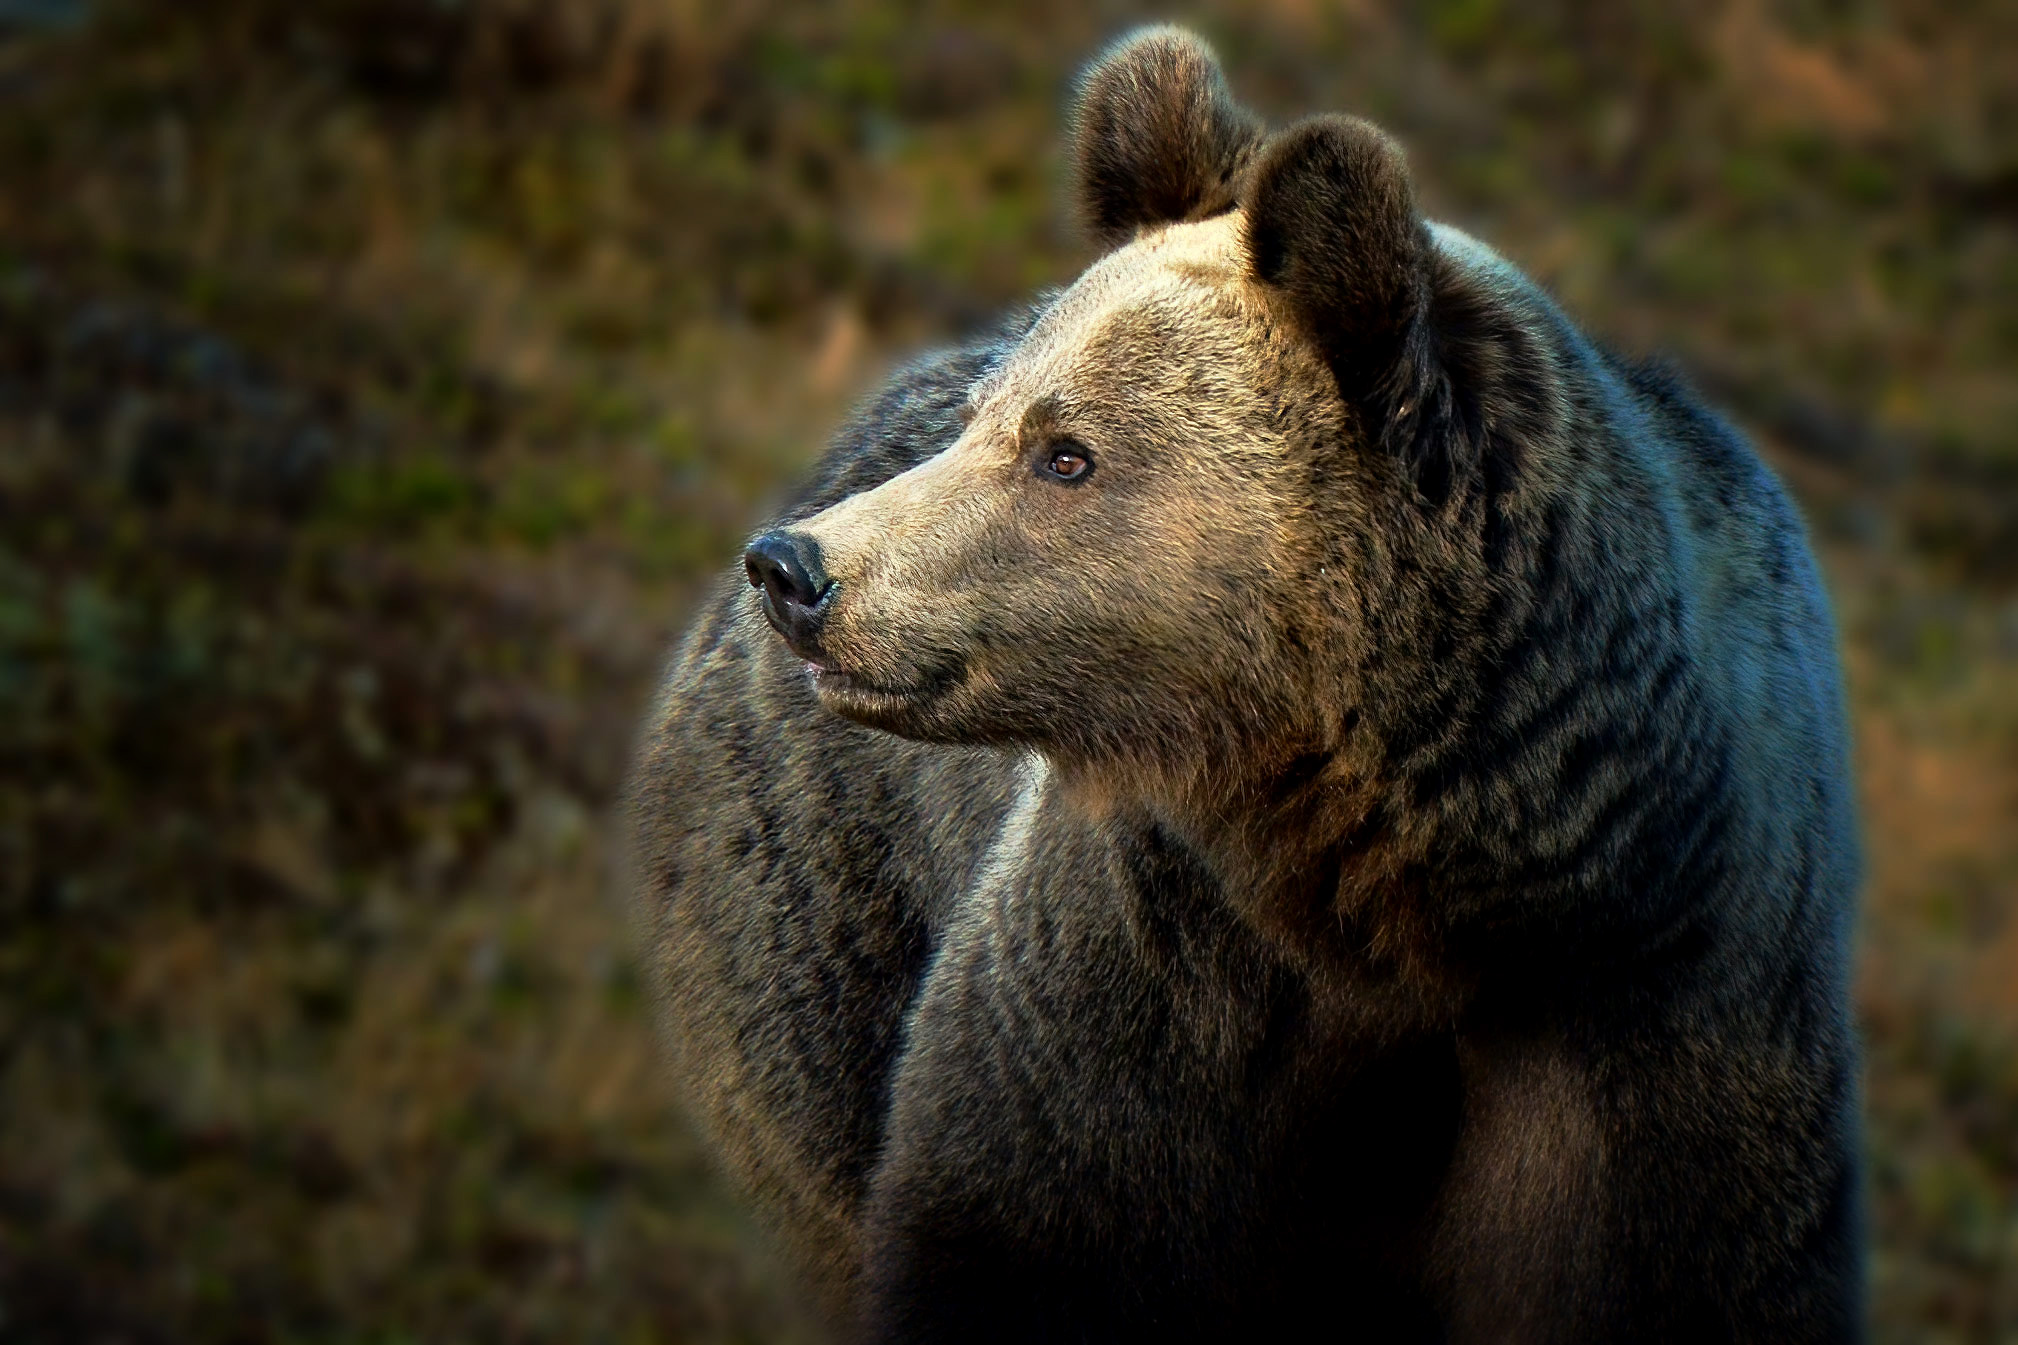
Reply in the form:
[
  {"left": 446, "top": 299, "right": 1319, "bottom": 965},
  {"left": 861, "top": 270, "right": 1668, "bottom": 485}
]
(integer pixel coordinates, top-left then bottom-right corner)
[{"left": 1040, "top": 440, "right": 1092, "bottom": 484}]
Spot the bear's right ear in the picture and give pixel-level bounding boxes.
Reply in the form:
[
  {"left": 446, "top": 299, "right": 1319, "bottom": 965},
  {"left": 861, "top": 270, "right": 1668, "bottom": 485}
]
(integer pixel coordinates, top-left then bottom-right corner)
[{"left": 1068, "top": 27, "right": 1265, "bottom": 250}]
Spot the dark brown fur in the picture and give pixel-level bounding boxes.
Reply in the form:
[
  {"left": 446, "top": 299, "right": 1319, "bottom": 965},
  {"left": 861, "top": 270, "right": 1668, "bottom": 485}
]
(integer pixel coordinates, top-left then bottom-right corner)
[
  {"left": 627, "top": 27, "right": 1863, "bottom": 1343},
  {"left": 1070, "top": 25, "right": 1264, "bottom": 249}
]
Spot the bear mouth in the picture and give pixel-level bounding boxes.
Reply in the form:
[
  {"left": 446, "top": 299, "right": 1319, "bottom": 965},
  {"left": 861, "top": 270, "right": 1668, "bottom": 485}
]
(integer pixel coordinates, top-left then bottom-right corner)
[
  {"left": 756, "top": 587, "right": 966, "bottom": 716},
  {"left": 805, "top": 653, "right": 965, "bottom": 714}
]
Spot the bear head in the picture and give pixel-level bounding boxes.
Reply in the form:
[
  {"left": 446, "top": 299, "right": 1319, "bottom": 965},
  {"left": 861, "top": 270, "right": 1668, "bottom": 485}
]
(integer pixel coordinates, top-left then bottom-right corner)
[{"left": 744, "top": 27, "right": 1555, "bottom": 808}]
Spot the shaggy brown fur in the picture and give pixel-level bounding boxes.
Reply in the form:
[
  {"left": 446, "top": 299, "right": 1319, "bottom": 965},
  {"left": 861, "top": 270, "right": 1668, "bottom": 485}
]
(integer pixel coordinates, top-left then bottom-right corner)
[{"left": 627, "top": 26, "right": 1862, "bottom": 1343}]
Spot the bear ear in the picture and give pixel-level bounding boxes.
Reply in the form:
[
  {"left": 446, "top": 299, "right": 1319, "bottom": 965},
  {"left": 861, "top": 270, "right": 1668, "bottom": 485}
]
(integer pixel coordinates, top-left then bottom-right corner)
[
  {"left": 1068, "top": 26, "right": 1265, "bottom": 250},
  {"left": 1245, "top": 115, "right": 1433, "bottom": 410}
]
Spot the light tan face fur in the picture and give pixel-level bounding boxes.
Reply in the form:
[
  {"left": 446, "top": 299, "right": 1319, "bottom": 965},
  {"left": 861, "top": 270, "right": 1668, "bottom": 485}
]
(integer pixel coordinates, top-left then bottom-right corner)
[{"left": 789, "top": 213, "right": 1350, "bottom": 767}]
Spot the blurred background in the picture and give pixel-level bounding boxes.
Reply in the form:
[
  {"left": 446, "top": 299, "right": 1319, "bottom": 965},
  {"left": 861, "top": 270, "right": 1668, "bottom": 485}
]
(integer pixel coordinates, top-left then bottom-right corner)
[{"left": 0, "top": 0, "right": 2011, "bottom": 1340}]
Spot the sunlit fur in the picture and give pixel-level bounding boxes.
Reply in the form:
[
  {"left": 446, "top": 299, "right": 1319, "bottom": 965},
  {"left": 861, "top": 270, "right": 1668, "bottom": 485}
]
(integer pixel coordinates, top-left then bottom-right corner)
[{"left": 627, "top": 25, "right": 1862, "bottom": 1343}]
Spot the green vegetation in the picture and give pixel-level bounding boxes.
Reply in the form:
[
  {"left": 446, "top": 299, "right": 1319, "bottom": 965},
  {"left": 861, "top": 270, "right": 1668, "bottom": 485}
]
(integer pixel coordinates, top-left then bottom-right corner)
[{"left": 0, "top": 2, "right": 2012, "bottom": 1340}]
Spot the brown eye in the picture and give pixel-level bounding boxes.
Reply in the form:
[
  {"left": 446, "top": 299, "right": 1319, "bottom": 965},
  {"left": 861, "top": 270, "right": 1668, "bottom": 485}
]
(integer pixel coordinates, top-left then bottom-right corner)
[{"left": 1041, "top": 441, "right": 1092, "bottom": 483}]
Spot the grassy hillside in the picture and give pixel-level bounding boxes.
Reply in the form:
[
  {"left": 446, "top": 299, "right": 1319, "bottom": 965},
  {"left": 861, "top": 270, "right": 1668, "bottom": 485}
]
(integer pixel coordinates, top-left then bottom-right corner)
[{"left": 0, "top": 2, "right": 2012, "bottom": 1340}]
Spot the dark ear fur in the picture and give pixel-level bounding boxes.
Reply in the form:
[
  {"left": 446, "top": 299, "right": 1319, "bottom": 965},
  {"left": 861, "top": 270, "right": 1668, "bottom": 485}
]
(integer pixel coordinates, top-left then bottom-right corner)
[
  {"left": 1247, "top": 115, "right": 1485, "bottom": 501},
  {"left": 1246, "top": 115, "right": 1430, "bottom": 405},
  {"left": 1069, "top": 26, "right": 1264, "bottom": 249}
]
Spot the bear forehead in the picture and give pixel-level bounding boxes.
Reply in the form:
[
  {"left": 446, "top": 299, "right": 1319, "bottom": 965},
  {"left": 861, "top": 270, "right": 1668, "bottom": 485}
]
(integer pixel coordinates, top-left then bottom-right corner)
[
  {"left": 975, "top": 212, "right": 1266, "bottom": 406},
  {"left": 1067, "top": 209, "right": 1253, "bottom": 307}
]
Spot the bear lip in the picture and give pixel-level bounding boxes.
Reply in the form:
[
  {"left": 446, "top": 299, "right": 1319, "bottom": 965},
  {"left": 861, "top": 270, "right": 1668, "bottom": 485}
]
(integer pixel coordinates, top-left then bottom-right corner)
[{"left": 807, "top": 654, "right": 965, "bottom": 704}]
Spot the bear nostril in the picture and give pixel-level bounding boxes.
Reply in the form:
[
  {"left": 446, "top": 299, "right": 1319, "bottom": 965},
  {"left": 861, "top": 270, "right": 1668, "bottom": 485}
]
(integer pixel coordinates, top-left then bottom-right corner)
[{"left": 743, "top": 531, "right": 830, "bottom": 612}]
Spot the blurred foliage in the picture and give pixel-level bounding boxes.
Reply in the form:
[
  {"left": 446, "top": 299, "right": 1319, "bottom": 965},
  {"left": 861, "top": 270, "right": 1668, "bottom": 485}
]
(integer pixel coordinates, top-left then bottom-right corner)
[{"left": 0, "top": 0, "right": 2013, "bottom": 1340}]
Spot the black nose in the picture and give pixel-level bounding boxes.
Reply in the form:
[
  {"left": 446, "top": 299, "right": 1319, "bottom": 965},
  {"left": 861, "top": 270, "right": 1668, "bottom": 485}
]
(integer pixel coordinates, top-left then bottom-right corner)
[{"left": 744, "top": 530, "right": 830, "bottom": 616}]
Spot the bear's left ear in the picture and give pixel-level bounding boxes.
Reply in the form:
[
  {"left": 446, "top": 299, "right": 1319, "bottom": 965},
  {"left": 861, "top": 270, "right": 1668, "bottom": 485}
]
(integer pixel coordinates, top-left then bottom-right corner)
[
  {"left": 1250, "top": 117, "right": 1538, "bottom": 505},
  {"left": 1069, "top": 26, "right": 1265, "bottom": 250},
  {"left": 1245, "top": 115, "right": 1433, "bottom": 414}
]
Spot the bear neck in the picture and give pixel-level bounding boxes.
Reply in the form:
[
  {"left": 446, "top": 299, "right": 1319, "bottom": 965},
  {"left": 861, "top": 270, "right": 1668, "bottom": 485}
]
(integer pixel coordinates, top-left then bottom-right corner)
[{"left": 1061, "top": 747, "right": 1451, "bottom": 993}]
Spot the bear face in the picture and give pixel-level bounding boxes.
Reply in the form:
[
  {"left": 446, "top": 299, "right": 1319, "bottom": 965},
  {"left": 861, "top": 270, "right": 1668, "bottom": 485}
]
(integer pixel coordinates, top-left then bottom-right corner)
[
  {"left": 743, "top": 28, "right": 1483, "bottom": 804},
  {"left": 766, "top": 215, "right": 1351, "bottom": 774}
]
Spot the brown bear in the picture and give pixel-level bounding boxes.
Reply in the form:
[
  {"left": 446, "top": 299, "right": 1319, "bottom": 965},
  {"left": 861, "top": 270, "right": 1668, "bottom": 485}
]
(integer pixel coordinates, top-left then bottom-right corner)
[{"left": 626, "top": 26, "right": 1863, "bottom": 1343}]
